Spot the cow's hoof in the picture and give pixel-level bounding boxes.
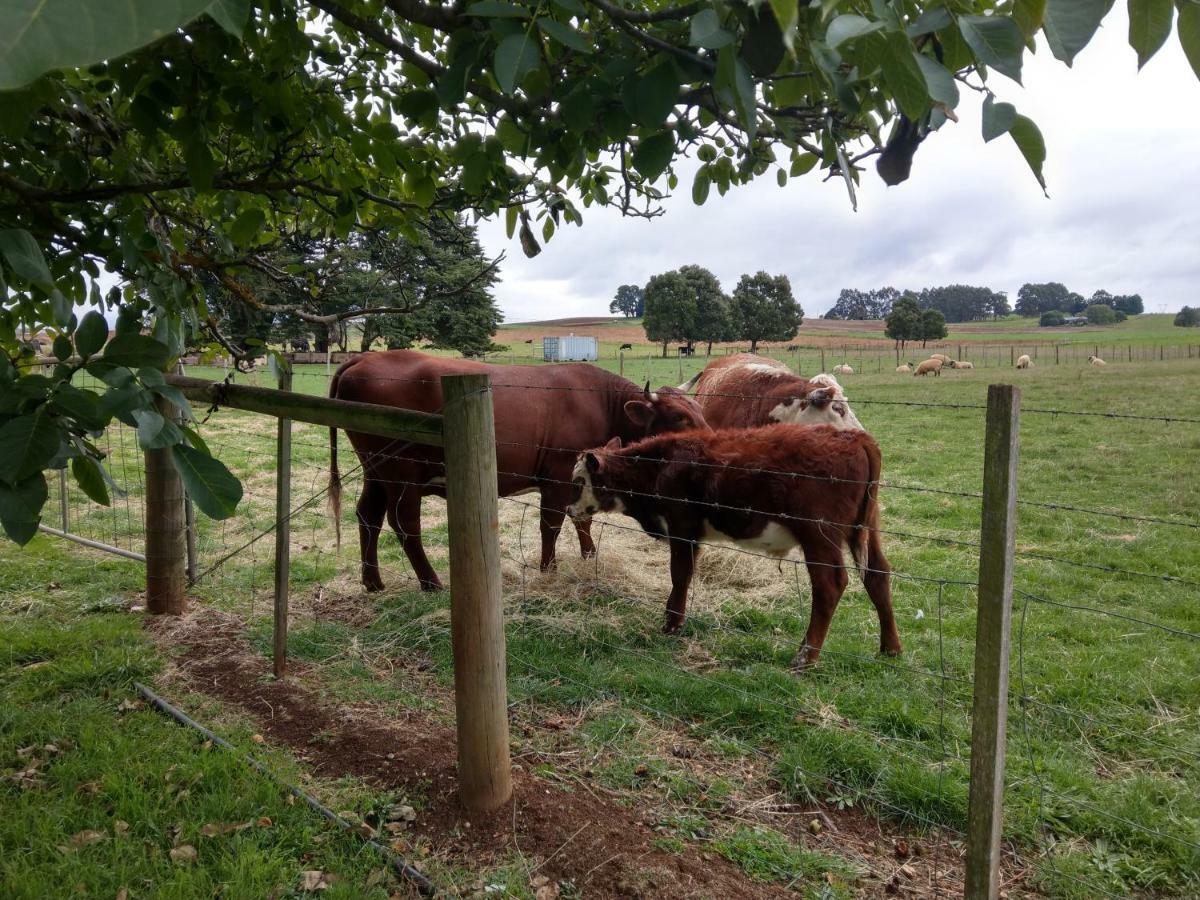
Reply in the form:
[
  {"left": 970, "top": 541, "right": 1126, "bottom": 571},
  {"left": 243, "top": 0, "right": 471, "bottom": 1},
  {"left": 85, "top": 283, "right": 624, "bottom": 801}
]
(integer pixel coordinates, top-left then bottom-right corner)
[
  {"left": 580, "top": 549, "right": 597, "bottom": 560},
  {"left": 363, "top": 579, "right": 385, "bottom": 593},
  {"left": 419, "top": 579, "right": 443, "bottom": 592},
  {"left": 661, "top": 618, "right": 684, "bottom": 635},
  {"left": 539, "top": 560, "right": 558, "bottom": 573},
  {"left": 881, "top": 644, "right": 902, "bottom": 658},
  {"left": 791, "top": 646, "right": 819, "bottom": 672}
]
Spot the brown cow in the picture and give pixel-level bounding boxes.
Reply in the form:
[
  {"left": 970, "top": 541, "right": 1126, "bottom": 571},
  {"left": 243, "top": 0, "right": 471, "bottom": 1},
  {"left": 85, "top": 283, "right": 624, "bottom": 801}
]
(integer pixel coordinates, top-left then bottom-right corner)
[
  {"left": 329, "top": 350, "right": 708, "bottom": 592},
  {"left": 566, "top": 425, "right": 900, "bottom": 669},
  {"left": 680, "top": 353, "right": 863, "bottom": 430}
]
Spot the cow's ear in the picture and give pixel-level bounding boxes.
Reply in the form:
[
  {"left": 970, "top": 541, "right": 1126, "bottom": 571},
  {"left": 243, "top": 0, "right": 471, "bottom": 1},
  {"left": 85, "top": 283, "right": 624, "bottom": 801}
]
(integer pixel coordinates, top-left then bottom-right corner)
[
  {"left": 585, "top": 452, "right": 601, "bottom": 474},
  {"left": 604, "top": 436, "right": 622, "bottom": 451},
  {"left": 623, "top": 399, "right": 653, "bottom": 428}
]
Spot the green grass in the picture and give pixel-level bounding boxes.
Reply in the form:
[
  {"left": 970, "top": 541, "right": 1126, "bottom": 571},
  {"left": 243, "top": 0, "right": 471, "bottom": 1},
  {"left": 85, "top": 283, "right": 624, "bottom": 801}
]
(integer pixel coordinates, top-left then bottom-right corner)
[{"left": 7, "top": 354, "right": 1200, "bottom": 896}]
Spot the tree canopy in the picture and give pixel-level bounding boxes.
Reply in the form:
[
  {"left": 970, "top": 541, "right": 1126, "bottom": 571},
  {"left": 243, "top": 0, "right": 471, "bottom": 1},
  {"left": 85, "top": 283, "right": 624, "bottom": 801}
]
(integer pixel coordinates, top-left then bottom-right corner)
[
  {"left": 3, "top": 0, "right": 1198, "bottom": 542},
  {"left": 1175, "top": 307, "right": 1200, "bottom": 327},
  {"left": 609, "top": 284, "right": 644, "bottom": 318},
  {"left": 729, "top": 271, "right": 801, "bottom": 353},
  {"left": 884, "top": 293, "right": 922, "bottom": 350},
  {"left": 823, "top": 287, "right": 900, "bottom": 321},
  {"left": 642, "top": 271, "right": 696, "bottom": 356},
  {"left": 678, "top": 264, "right": 730, "bottom": 354}
]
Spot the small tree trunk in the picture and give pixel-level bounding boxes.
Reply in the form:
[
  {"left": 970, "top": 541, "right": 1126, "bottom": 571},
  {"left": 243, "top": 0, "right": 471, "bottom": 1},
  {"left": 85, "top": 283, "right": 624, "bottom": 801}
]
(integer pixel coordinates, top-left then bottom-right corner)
[
  {"left": 145, "top": 394, "right": 187, "bottom": 615},
  {"left": 661, "top": 340, "right": 668, "bottom": 358},
  {"left": 750, "top": 338, "right": 758, "bottom": 353}
]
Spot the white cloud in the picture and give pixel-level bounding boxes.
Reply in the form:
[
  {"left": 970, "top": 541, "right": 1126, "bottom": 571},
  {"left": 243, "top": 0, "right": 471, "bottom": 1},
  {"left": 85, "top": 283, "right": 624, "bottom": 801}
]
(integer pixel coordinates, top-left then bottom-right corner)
[{"left": 480, "top": 7, "right": 1200, "bottom": 320}]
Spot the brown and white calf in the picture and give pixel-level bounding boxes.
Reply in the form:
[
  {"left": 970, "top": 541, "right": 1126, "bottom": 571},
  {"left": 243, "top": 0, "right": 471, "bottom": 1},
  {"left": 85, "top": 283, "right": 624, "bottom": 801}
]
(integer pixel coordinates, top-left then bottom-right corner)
[
  {"left": 680, "top": 353, "right": 863, "bottom": 430},
  {"left": 566, "top": 425, "right": 901, "bottom": 669}
]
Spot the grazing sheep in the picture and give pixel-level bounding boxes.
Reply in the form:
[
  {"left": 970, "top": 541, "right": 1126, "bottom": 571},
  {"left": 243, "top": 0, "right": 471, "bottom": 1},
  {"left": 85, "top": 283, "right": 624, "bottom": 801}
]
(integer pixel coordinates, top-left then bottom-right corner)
[
  {"left": 914, "top": 359, "right": 943, "bottom": 377},
  {"left": 1088, "top": 355, "right": 1106, "bottom": 367},
  {"left": 954, "top": 360, "right": 974, "bottom": 369},
  {"left": 930, "top": 353, "right": 952, "bottom": 364},
  {"left": 1016, "top": 354, "right": 1032, "bottom": 369},
  {"left": 832, "top": 364, "right": 854, "bottom": 376},
  {"left": 895, "top": 363, "right": 912, "bottom": 374}
]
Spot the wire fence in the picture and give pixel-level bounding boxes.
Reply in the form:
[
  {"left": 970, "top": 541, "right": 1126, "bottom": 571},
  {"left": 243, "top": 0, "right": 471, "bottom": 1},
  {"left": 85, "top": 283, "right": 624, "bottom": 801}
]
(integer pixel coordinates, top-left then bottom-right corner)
[{"left": 36, "top": 359, "right": 1200, "bottom": 897}]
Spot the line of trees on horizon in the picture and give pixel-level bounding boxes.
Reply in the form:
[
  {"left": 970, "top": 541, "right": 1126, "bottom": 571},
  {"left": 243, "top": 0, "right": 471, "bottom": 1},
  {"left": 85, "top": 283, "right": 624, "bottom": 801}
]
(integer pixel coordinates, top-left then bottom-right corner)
[{"left": 623, "top": 266, "right": 803, "bottom": 356}]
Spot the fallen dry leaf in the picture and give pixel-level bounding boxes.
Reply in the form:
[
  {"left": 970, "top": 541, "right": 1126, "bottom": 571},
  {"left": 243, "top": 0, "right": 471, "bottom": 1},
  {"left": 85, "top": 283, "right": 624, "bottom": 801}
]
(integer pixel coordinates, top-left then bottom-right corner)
[
  {"left": 257, "top": 816, "right": 274, "bottom": 828},
  {"left": 251, "top": 734, "right": 265, "bottom": 744},
  {"left": 116, "top": 699, "right": 142, "bottom": 713},
  {"left": 299, "top": 870, "right": 334, "bottom": 891},
  {"left": 116, "top": 889, "right": 128, "bottom": 900},
  {"left": 169, "top": 844, "right": 198, "bottom": 864},
  {"left": 59, "top": 830, "right": 108, "bottom": 853},
  {"left": 113, "top": 820, "right": 130, "bottom": 837}
]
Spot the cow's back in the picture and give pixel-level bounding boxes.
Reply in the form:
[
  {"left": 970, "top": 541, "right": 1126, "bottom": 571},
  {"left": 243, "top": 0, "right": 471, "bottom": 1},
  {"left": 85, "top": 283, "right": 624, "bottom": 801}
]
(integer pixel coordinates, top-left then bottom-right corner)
[{"left": 694, "top": 355, "right": 806, "bottom": 428}]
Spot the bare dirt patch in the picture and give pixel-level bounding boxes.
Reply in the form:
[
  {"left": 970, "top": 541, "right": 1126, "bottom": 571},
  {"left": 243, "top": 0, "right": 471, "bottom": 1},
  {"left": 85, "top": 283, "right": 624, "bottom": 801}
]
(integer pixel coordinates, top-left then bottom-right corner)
[{"left": 148, "top": 608, "right": 795, "bottom": 899}]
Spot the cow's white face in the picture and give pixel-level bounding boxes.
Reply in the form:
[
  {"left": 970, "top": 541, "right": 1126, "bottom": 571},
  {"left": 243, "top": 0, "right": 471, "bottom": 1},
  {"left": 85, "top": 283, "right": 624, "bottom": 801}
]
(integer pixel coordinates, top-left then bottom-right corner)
[
  {"left": 567, "top": 450, "right": 625, "bottom": 519},
  {"left": 767, "top": 375, "right": 864, "bottom": 430}
]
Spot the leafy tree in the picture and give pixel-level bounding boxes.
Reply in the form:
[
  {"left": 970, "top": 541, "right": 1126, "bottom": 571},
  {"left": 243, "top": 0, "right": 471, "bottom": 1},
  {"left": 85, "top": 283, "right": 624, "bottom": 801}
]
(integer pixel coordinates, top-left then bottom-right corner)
[
  {"left": 1040, "top": 310, "right": 1066, "bottom": 327},
  {"left": 1015, "top": 283, "right": 1072, "bottom": 317},
  {"left": 729, "top": 272, "right": 802, "bottom": 353},
  {"left": 1085, "top": 304, "right": 1118, "bottom": 325},
  {"left": 884, "top": 294, "right": 923, "bottom": 351},
  {"left": 917, "top": 284, "right": 1006, "bottom": 322},
  {"left": 678, "top": 265, "right": 730, "bottom": 355},
  {"left": 1175, "top": 307, "right": 1200, "bottom": 327},
  {"left": 824, "top": 287, "right": 900, "bottom": 320},
  {"left": 1113, "top": 294, "right": 1144, "bottom": 315},
  {"left": 3, "top": 0, "right": 1198, "bottom": 543},
  {"left": 643, "top": 272, "right": 696, "bottom": 358},
  {"left": 1068, "top": 293, "right": 1088, "bottom": 314},
  {"left": 610, "top": 285, "right": 644, "bottom": 319},
  {"left": 920, "top": 309, "right": 948, "bottom": 347}
]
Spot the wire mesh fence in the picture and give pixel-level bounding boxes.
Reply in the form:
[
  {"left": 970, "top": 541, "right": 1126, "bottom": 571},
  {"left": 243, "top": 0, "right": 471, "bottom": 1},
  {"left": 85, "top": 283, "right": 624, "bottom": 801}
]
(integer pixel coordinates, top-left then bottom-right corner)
[{"left": 36, "top": 356, "right": 1200, "bottom": 896}]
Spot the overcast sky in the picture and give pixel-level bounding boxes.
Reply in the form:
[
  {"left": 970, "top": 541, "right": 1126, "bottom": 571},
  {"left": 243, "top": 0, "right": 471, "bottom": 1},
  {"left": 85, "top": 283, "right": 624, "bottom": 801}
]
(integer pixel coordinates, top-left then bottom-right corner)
[{"left": 478, "top": 8, "right": 1200, "bottom": 322}]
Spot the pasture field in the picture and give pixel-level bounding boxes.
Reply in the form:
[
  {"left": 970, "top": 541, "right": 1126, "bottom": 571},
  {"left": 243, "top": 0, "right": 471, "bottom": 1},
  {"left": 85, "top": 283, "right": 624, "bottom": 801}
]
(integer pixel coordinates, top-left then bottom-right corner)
[{"left": 3, "top": 356, "right": 1199, "bottom": 898}]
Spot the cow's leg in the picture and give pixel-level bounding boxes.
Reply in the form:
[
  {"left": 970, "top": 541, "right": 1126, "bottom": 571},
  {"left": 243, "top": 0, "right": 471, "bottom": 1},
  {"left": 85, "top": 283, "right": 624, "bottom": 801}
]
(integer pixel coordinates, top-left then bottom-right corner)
[
  {"left": 537, "top": 485, "right": 571, "bottom": 570},
  {"left": 663, "top": 540, "right": 697, "bottom": 634},
  {"left": 386, "top": 486, "right": 442, "bottom": 591},
  {"left": 357, "top": 478, "right": 388, "bottom": 592},
  {"left": 574, "top": 518, "right": 597, "bottom": 559},
  {"left": 793, "top": 542, "right": 849, "bottom": 670},
  {"left": 861, "top": 530, "right": 901, "bottom": 658}
]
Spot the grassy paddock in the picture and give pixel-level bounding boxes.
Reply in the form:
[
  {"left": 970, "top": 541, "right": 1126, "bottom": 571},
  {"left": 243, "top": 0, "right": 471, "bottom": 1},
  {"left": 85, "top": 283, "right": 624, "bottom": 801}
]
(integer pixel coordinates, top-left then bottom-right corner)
[{"left": 5, "top": 355, "right": 1199, "bottom": 897}]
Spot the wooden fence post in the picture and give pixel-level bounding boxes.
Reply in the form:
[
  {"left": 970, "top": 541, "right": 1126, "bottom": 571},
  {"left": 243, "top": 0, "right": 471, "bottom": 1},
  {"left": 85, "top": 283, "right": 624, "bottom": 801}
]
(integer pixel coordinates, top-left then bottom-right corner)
[
  {"left": 1055, "top": 345, "right": 1059, "bottom": 365},
  {"left": 145, "top": 393, "right": 187, "bottom": 614},
  {"left": 820, "top": 348, "right": 825, "bottom": 372},
  {"left": 442, "top": 373, "right": 512, "bottom": 813},
  {"left": 965, "top": 384, "right": 1021, "bottom": 899},
  {"left": 58, "top": 467, "right": 69, "bottom": 531},
  {"left": 273, "top": 365, "right": 293, "bottom": 680},
  {"left": 619, "top": 351, "right": 624, "bottom": 377}
]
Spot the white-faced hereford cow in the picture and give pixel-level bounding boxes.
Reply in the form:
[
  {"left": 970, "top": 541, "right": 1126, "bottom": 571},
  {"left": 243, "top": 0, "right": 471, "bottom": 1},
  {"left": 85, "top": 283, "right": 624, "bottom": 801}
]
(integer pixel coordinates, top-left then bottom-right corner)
[
  {"left": 680, "top": 354, "right": 863, "bottom": 430},
  {"left": 329, "top": 350, "right": 708, "bottom": 592},
  {"left": 567, "top": 425, "right": 901, "bottom": 668}
]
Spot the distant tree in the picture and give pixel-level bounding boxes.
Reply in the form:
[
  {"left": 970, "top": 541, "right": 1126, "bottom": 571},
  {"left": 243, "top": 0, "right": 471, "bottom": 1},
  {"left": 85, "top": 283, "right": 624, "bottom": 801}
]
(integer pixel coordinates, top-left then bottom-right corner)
[
  {"left": 1085, "top": 304, "right": 1118, "bottom": 325},
  {"left": 1068, "top": 293, "right": 1088, "bottom": 314},
  {"left": 678, "top": 265, "right": 730, "bottom": 355},
  {"left": 610, "top": 284, "right": 644, "bottom": 318},
  {"left": 917, "top": 284, "right": 1007, "bottom": 322},
  {"left": 643, "top": 272, "right": 696, "bottom": 357},
  {"left": 824, "top": 287, "right": 899, "bottom": 320},
  {"left": 920, "top": 309, "right": 948, "bottom": 347},
  {"left": 1175, "top": 306, "right": 1200, "bottom": 327},
  {"left": 885, "top": 294, "right": 924, "bottom": 351},
  {"left": 729, "top": 272, "right": 802, "bottom": 353},
  {"left": 1016, "top": 283, "right": 1072, "bottom": 317},
  {"left": 1113, "top": 294, "right": 1144, "bottom": 315},
  {"left": 1040, "top": 310, "right": 1066, "bottom": 327}
]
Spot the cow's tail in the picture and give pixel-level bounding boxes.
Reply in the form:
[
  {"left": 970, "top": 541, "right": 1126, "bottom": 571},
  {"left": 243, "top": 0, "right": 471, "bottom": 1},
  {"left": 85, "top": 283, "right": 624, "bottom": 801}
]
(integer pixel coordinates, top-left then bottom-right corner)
[
  {"left": 849, "top": 437, "right": 883, "bottom": 581},
  {"left": 677, "top": 370, "right": 703, "bottom": 393},
  {"left": 328, "top": 368, "right": 344, "bottom": 549}
]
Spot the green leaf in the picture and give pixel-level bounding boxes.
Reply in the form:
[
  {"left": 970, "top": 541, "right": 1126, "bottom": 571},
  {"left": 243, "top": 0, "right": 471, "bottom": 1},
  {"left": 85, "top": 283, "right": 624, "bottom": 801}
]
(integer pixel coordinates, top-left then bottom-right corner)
[
  {"left": 1042, "top": 0, "right": 1107, "bottom": 65},
  {"left": 959, "top": 15, "right": 1025, "bottom": 84},
  {"left": 776, "top": 168, "right": 787, "bottom": 187},
  {"left": 1010, "top": 113, "right": 1048, "bottom": 194},
  {"left": 49, "top": 384, "right": 108, "bottom": 431},
  {"left": 1013, "top": 0, "right": 1047, "bottom": 44},
  {"left": 505, "top": 205, "right": 521, "bottom": 239},
  {"left": 690, "top": 9, "right": 735, "bottom": 49},
  {"left": 914, "top": 53, "right": 959, "bottom": 109},
  {"left": 71, "top": 456, "right": 110, "bottom": 506},
  {"left": 0, "top": 0, "right": 214, "bottom": 90},
  {"left": 632, "top": 61, "right": 679, "bottom": 128},
  {"left": 133, "top": 408, "right": 183, "bottom": 450},
  {"left": 185, "top": 139, "right": 218, "bottom": 191},
  {"left": 552, "top": 0, "right": 583, "bottom": 11},
  {"left": 826, "top": 14, "right": 885, "bottom": 49},
  {"left": 101, "top": 334, "right": 171, "bottom": 369},
  {"left": 692, "top": 168, "right": 711, "bottom": 205},
  {"left": 1177, "top": 0, "right": 1200, "bottom": 80},
  {"left": 982, "top": 94, "right": 1017, "bottom": 142},
  {"left": 468, "top": 1, "right": 530, "bottom": 16},
  {"left": 229, "top": 208, "right": 267, "bottom": 245},
  {"left": 0, "top": 412, "right": 61, "bottom": 485},
  {"left": 789, "top": 152, "right": 819, "bottom": 177},
  {"left": 632, "top": 132, "right": 674, "bottom": 183},
  {"left": 0, "top": 472, "right": 47, "bottom": 545},
  {"left": 880, "top": 33, "right": 929, "bottom": 119},
  {"left": 716, "top": 48, "right": 757, "bottom": 139},
  {"left": 907, "top": 7, "right": 953, "bottom": 37},
  {"left": 494, "top": 31, "right": 541, "bottom": 94},
  {"left": 75, "top": 310, "right": 109, "bottom": 358},
  {"left": 0, "top": 228, "right": 54, "bottom": 291},
  {"left": 49, "top": 288, "right": 71, "bottom": 327},
  {"left": 180, "top": 425, "right": 210, "bottom": 455},
  {"left": 52, "top": 334, "right": 72, "bottom": 361},
  {"left": 741, "top": 7, "right": 786, "bottom": 76},
  {"left": 768, "top": 0, "right": 799, "bottom": 50},
  {"left": 1128, "top": 0, "right": 1174, "bottom": 68},
  {"left": 171, "top": 443, "right": 242, "bottom": 520},
  {"left": 537, "top": 19, "right": 591, "bottom": 54},
  {"left": 206, "top": 0, "right": 250, "bottom": 37}
]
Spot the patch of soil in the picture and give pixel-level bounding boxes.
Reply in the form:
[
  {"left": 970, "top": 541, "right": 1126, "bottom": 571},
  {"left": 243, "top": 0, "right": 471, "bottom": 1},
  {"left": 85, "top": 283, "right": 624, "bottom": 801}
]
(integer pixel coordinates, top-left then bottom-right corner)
[{"left": 149, "top": 609, "right": 793, "bottom": 899}]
